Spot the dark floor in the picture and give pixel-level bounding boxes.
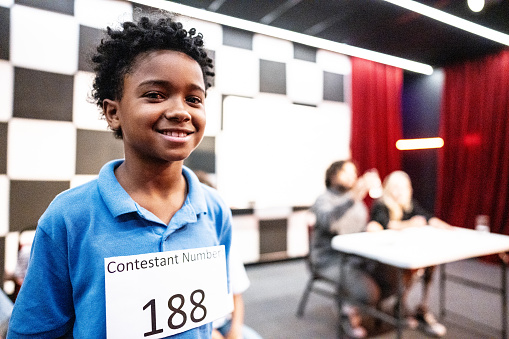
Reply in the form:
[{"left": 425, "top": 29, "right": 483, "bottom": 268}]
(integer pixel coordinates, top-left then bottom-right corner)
[{"left": 242, "top": 258, "right": 505, "bottom": 339}]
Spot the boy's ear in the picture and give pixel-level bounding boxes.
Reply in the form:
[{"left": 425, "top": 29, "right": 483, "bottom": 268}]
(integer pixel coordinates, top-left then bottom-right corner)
[{"left": 103, "top": 99, "right": 121, "bottom": 131}]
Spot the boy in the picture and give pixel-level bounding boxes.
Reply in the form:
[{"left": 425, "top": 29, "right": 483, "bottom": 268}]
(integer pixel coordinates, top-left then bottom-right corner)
[{"left": 8, "top": 15, "right": 232, "bottom": 338}]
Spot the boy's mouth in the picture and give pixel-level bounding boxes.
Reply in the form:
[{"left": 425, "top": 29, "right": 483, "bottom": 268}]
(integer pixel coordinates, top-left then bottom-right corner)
[
  {"left": 160, "top": 130, "right": 190, "bottom": 137},
  {"left": 157, "top": 128, "right": 193, "bottom": 137}
]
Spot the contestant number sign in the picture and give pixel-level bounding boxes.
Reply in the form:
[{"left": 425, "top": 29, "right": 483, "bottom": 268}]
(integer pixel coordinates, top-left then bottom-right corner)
[{"left": 105, "top": 246, "right": 232, "bottom": 339}]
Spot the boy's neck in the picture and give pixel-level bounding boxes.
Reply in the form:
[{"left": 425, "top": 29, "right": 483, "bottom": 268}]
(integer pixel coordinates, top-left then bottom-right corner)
[
  {"left": 114, "top": 159, "right": 188, "bottom": 224},
  {"left": 115, "top": 159, "right": 185, "bottom": 195}
]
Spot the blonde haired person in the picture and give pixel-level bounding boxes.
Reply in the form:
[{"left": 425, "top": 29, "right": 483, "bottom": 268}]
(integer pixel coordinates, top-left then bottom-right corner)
[
  {"left": 367, "top": 171, "right": 450, "bottom": 232},
  {"left": 367, "top": 170, "right": 451, "bottom": 337}
]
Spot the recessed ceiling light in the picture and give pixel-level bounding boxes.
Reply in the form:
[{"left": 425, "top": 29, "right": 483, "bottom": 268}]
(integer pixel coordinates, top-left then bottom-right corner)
[{"left": 468, "top": 0, "right": 485, "bottom": 12}]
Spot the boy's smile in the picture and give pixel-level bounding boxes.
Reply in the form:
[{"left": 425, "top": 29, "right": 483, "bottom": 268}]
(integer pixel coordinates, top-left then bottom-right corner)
[{"left": 105, "top": 50, "right": 206, "bottom": 165}]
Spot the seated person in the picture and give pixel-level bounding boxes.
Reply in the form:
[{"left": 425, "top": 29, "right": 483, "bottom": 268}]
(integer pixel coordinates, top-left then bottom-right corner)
[
  {"left": 311, "top": 160, "right": 386, "bottom": 338},
  {"left": 367, "top": 170, "right": 450, "bottom": 337}
]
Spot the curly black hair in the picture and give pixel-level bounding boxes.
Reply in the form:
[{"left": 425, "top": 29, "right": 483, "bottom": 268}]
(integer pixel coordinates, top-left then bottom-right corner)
[{"left": 91, "top": 15, "right": 214, "bottom": 138}]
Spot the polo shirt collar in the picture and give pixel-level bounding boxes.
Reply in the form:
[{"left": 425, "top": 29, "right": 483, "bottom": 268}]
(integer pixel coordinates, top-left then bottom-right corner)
[
  {"left": 98, "top": 160, "right": 208, "bottom": 222},
  {"left": 98, "top": 159, "right": 136, "bottom": 218},
  {"left": 182, "top": 165, "right": 208, "bottom": 216}
]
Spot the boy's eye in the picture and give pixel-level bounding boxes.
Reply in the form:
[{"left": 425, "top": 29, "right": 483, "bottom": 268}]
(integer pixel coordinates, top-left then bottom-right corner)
[
  {"left": 186, "top": 96, "right": 203, "bottom": 105},
  {"left": 144, "top": 91, "right": 165, "bottom": 100}
]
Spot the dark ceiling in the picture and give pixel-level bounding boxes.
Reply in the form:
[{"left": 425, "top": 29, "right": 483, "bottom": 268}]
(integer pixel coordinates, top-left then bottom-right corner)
[{"left": 168, "top": 0, "right": 509, "bottom": 69}]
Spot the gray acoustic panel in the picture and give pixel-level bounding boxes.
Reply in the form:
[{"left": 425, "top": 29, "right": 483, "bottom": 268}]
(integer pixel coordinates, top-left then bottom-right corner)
[
  {"left": 14, "top": 0, "right": 74, "bottom": 15},
  {"left": 259, "top": 218, "right": 287, "bottom": 255},
  {"left": 293, "top": 42, "right": 316, "bottom": 62},
  {"left": 260, "top": 59, "right": 286, "bottom": 95},
  {"left": 9, "top": 180, "right": 70, "bottom": 232},
  {"left": 78, "top": 25, "right": 105, "bottom": 73},
  {"left": 206, "top": 49, "right": 216, "bottom": 88},
  {"left": 75, "top": 129, "right": 124, "bottom": 175},
  {"left": 0, "top": 123, "right": 6, "bottom": 174},
  {"left": 184, "top": 136, "right": 215, "bottom": 173},
  {"left": 0, "top": 6, "right": 9, "bottom": 61},
  {"left": 13, "top": 67, "right": 74, "bottom": 121},
  {"left": 323, "top": 71, "right": 344, "bottom": 102},
  {"left": 0, "top": 237, "right": 4, "bottom": 283},
  {"left": 222, "top": 25, "right": 253, "bottom": 50}
]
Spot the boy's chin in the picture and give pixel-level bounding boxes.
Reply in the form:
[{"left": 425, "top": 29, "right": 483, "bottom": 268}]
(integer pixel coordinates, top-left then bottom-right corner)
[{"left": 167, "top": 152, "right": 195, "bottom": 163}]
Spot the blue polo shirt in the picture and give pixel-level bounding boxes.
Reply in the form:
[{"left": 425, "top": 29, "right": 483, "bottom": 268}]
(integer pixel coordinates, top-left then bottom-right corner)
[{"left": 8, "top": 160, "right": 232, "bottom": 338}]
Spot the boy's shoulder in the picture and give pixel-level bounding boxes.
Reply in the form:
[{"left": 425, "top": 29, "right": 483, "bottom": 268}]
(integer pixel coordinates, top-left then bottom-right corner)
[
  {"left": 50, "top": 160, "right": 121, "bottom": 208},
  {"left": 42, "top": 179, "right": 101, "bottom": 218},
  {"left": 46, "top": 160, "right": 128, "bottom": 217},
  {"left": 53, "top": 179, "right": 99, "bottom": 204}
]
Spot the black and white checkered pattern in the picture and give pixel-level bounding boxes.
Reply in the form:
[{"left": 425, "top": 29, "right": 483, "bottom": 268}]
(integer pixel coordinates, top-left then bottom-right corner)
[{"left": 1, "top": 0, "right": 350, "bottom": 267}]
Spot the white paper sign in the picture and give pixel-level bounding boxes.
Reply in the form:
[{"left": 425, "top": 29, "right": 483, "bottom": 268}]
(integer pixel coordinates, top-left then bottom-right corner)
[{"left": 105, "top": 245, "right": 232, "bottom": 339}]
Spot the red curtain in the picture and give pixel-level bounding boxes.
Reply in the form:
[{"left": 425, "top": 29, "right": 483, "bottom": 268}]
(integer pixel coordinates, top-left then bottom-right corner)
[
  {"left": 436, "top": 50, "right": 509, "bottom": 235},
  {"left": 351, "top": 57, "right": 403, "bottom": 180}
]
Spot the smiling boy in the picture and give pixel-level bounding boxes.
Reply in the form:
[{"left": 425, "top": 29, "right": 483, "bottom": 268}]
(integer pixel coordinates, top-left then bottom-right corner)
[{"left": 8, "top": 15, "right": 232, "bottom": 339}]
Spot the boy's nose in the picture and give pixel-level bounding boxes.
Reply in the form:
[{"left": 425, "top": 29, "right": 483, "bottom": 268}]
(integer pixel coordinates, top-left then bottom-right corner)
[{"left": 163, "top": 99, "right": 191, "bottom": 122}]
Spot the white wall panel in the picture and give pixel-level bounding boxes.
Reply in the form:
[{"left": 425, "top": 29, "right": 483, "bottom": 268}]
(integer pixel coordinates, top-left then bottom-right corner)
[
  {"left": 178, "top": 17, "right": 223, "bottom": 52},
  {"left": 218, "top": 95, "right": 350, "bottom": 209},
  {"left": 316, "top": 49, "right": 352, "bottom": 74},
  {"left": 231, "top": 215, "right": 260, "bottom": 264},
  {"left": 75, "top": 0, "right": 133, "bottom": 29},
  {"left": 0, "top": 176, "right": 8, "bottom": 236},
  {"left": 204, "top": 87, "right": 222, "bottom": 137},
  {"left": 252, "top": 34, "right": 293, "bottom": 63},
  {"left": 287, "top": 210, "right": 314, "bottom": 258},
  {"left": 10, "top": 5, "right": 79, "bottom": 75},
  {"left": 7, "top": 119, "right": 76, "bottom": 180},
  {"left": 215, "top": 46, "right": 259, "bottom": 97},
  {"left": 0, "top": 0, "right": 12, "bottom": 7},
  {"left": 286, "top": 59, "right": 322, "bottom": 105},
  {"left": 71, "top": 174, "right": 98, "bottom": 189},
  {"left": 0, "top": 61, "right": 13, "bottom": 122},
  {"left": 73, "top": 71, "right": 109, "bottom": 131}
]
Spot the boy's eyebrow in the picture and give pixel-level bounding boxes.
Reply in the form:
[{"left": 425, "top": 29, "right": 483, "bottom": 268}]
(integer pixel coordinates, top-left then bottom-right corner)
[{"left": 138, "top": 80, "right": 206, "bottom": 95}]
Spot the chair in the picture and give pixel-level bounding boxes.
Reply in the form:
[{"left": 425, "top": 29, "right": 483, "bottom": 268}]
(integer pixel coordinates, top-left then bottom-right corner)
[
  {"left": 296, "top": 222, "right": 341, "bottom": 317},
  {"left": 297, "top": 223, "right": 389, "bottom": 338}
]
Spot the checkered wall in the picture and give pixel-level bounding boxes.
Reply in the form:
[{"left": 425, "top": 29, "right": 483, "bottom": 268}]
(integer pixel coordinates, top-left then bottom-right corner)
[{"left": 0, "top": 0, "right": 350, "bottom": 266}]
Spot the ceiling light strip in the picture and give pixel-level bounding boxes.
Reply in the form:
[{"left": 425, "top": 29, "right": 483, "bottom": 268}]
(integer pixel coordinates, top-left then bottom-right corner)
[
  {"left": 396, "top": 137, "right": 444, "bottom": 150},
  {"left": 128, "top": 0, "right": 433, "bottom": 75},
  {"left": 384, "top": 0, "right": 509, "bottom": 46}
]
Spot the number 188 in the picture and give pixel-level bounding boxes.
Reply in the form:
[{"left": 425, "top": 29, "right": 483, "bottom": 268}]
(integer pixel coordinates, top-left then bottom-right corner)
[{"left": 143, "top": 289, "right": 207, "bottom": 337}]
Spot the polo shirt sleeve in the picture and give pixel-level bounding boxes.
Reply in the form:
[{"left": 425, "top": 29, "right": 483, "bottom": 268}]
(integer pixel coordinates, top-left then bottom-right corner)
[{"left": 8, "top": 222, "right": 74, "bottom": 338}]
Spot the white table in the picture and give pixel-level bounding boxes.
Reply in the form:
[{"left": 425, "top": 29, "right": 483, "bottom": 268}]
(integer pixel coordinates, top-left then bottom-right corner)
[{"left": 331, "top": 226, "right": 509, "bottom": 338}]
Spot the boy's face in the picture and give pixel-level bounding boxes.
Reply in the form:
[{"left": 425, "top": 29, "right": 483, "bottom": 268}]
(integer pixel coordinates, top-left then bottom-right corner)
[{"left": 104, "top": 50, "right": 206, "bottom": 164}]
